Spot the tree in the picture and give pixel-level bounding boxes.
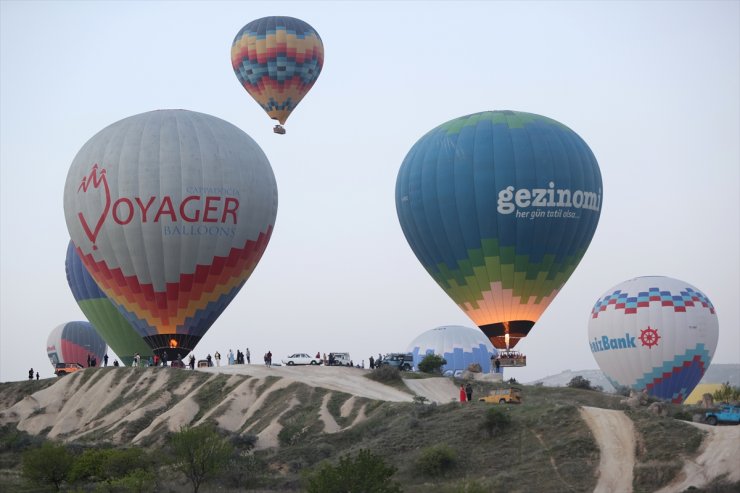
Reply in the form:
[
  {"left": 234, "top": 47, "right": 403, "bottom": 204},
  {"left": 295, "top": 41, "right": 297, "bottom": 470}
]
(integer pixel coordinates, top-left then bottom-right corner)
[
  {"left": 304, "top": 449, "right": 402, "bottom": 493},
  {"left": 712, "top": 382, "right": 740, "bottom": 403},
  {"left": 418, "top": 354, "right": 447, "bottom": 374},
  {"left": 169, "top": 424, "right": 234, "bottom": 493},
  {"left": 22, "top": 441, "right": 75, "bottom": 491}
]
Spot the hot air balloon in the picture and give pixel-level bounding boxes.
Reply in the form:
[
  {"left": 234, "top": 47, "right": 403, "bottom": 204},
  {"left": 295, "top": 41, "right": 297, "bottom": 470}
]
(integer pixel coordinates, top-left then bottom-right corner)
[
  {"left": 587, "top": 276, "right": 719, "bottom": 403},
  {"left": 396, "top": 111, "right": 603, "bottom": 356},
  {"left": 407, "top": 325, "right": 499, "bottom": 375},
  {"left": 64, "top": 109, "right": 278, "bottom": 361},
  {"left": 66, "top": 240, "right": 153, "bottom": 366},
  {"left": 47, "top": 321, "right": 107, "bottom": 368},
  {"left": 231, "top": 16, "right": 324, "bottom": 134}
]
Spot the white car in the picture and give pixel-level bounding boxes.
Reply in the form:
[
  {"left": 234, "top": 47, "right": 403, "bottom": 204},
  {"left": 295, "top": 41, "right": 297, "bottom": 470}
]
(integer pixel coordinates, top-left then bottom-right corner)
[{"left": 281, "top": 353, "right": 323, "bottom": 366}]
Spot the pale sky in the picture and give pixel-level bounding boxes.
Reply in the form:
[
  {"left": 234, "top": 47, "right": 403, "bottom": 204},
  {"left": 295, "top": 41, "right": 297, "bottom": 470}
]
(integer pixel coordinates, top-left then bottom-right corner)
[{"left": 1, "top": 1, "right": 738, "bottom": 382}]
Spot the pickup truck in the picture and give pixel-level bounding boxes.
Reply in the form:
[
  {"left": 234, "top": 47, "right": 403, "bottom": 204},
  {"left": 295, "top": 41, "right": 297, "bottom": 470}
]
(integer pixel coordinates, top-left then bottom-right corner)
[{"left": 704, "top": 405, "right": 740, "bottom": 425}]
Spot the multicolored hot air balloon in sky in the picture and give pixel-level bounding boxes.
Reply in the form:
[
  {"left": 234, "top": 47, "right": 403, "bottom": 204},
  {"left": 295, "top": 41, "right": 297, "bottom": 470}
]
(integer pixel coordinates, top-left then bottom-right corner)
[
  {"left": 63, "top": 109, "right": 278, "bottom": 360},
  {"left": 588, "top": 276, "right": 719, "bottom": 403},
  {"left": 66, "top": 240, "right": 152, "bottom": 366},
  {"left": 396, "top": 111, "right": 603, "bottom": 351},
  {"left": 47, "top": 321, "right": 106, "bottom": 368},
  {"left": 231, "top": 16, "right": 324, "bottom": 134}
]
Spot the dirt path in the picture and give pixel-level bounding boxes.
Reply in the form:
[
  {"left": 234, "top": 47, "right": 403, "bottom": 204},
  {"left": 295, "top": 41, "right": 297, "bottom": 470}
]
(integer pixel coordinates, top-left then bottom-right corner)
[
  {"left": 655, "top": 422, "right": 740, "bottom": 493},
  {"left": 580, "top": 406, "right": 636, "bottom": 493}
]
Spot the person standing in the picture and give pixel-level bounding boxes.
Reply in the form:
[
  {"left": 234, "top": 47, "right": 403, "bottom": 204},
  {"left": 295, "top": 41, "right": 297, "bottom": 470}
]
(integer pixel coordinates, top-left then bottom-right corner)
[
  {"left": 214, "top": 351, "right": 221, "bottom": 367},
  {"left": 459, "top": 384, "right": 467, "bottom": 403},
  {"left": 35, "top": 372, "right": 39, "bottom": 380},
  {"left": 465, "top": 382, "right": 473, "bottom": 402},
  {"left": 104, "top": 353, "right": 109, "bottom": 367},
  {"left": 266, "top": 350, "right": 272, "bottom": 367},
  {"left": 495, "top": 358, "right": 501, "bottom": 373},
  {"left": 87, "top": 354, "right": 91, "bottom": 367},
  {"left": 206, "top": 354, "right": 212, "bottom": 367},
  {"left": 369, "top": 355, "right": 375, "bottom": 369},
  {"left": 246, "top": 348, "right": 251, "bottom": 364},
  {"left": 28, "top": 368, "right": 34, "bottom": 380},
  {"left": 228, "top": 349, "right": 234, "bottom": 365},
  {"left": 189, "top": 354, "right": 195, "bottom": 370}
]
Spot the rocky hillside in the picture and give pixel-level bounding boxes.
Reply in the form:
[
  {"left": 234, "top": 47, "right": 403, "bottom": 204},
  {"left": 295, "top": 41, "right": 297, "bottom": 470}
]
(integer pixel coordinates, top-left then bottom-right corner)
[{"left": 1, "top": 365, "right": 739, "bottom": 492}]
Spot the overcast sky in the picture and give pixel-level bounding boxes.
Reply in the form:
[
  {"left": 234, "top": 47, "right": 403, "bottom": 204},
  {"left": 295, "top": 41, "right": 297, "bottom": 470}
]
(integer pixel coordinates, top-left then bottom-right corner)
[{"left": 1, "top": 1, "right": 738, "bottom": 383}]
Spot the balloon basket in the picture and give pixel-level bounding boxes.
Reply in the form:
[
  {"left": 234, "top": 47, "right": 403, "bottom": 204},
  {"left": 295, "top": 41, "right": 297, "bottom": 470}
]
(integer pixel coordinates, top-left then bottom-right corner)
[
  {"left": 273, "top": 125, "right": 286, "bottom": 135},
  {"left": 496, "top": 351, "right": 527, "bottom": 368}
]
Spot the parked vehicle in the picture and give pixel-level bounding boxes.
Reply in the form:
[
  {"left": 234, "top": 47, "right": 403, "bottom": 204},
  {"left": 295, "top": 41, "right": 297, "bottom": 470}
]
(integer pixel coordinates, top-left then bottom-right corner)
[
  {"left": 282, "top": 353, "right": 323, "bottom": 366},
  {"left": 54, "top": 362, "right": 84, "bottom": 377},
  {"left": 478, "top": 387, "right": 522, "bottom": 404},
  {"left": 328, "top": 352, "right": 351, "bottom": 366},
  {"left": 705, "top": 405, "right": 740, "bottom": 425},
  {"left": 377, "top": 352, "right": 414, "bottom": 371}
]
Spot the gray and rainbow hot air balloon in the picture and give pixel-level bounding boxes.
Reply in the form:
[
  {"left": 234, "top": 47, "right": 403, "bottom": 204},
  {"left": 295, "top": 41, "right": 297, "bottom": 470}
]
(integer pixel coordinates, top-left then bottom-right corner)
[{"left": 63, "top": 110, "right": 278, "bottom": 360}]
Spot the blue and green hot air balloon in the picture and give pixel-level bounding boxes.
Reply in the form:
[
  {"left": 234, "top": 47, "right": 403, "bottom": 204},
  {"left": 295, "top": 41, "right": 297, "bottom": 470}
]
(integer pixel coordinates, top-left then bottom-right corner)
[
  {"left": 66, "top": 240, "right": 152, "bottom": 366},
  {"left": 396, "top": 111, "right": 603, "bottom": 350}
]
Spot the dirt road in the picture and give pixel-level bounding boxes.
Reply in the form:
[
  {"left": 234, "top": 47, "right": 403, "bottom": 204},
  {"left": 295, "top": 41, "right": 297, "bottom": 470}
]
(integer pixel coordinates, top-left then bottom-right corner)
[{"left": 580, "top": 406, "right": 636, "bottom": 493}]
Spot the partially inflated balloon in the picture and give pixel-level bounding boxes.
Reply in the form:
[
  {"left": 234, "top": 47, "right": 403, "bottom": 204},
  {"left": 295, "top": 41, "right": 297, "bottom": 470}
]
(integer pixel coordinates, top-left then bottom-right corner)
[
  {"left": 231, "top": 16, "right": 324, "bottom": 129},
  {"left": 64, "top": 110, "right": 278, "bottom": 359},
  {"left": 47, "top": 321, "right": 107, "bottom": 368},
  {"left": 66, "top": 240, "right": 152, "bottom": 366},
  {"left": 396, "top": 111, "right": 603, "bottom": 349},
  {"left": 588, "top": 276, "right": 719, "bottom": 403}
]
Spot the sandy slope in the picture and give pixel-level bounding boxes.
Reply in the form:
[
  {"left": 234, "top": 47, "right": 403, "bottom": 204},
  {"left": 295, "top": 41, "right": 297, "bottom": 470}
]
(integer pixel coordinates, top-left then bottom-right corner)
[
  {"left": 580, "top": 406, "right": 636, "bottom": 493},
  {"left": 655, "top": 422, "right": 740, "bottom": 493},
  {"left": 582, "top": 406, "right": 740, "bottom": 493}
]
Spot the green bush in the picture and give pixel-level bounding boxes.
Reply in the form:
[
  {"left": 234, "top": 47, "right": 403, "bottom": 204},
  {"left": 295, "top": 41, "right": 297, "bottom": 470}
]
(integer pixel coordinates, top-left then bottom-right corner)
[
  {"left": 367, "top": 365, "right": 402, "bottom": 383},
  {"left": 567, "top": 376, "right": 594, "bottom": 390},
  {"left": 415, "top": 444, "right": 457, "bottom": 477},
  {"left": 418, "top": 354, "right": 447, "bottom": 374},
  {"left": 303, "top": 449, "right": 401, "bottom": 493},
  {"left": 479, "top": 407, "right": 511, "bottom": 438},
  {"left": 22, "top": 441, "right": 75, "bottom": 491}
]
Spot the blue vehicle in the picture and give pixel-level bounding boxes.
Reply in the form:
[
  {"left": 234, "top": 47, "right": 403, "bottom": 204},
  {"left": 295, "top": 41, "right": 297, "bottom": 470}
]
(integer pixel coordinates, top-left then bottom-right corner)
[{"left": 704, "top": 405, "right": 740, "bottom": 425}]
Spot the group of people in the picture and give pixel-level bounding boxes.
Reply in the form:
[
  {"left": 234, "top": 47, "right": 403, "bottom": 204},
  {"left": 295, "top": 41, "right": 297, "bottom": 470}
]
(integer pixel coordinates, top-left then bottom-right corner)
[
  {"left": 459, "top": 382, "right": 474, "bottom": 402},
  {"left": 27, "top": 368, "right": 39, "bottom": 380},
  {"left": 229, "top": 348, "right": 251, "bottom": 365},
  {"left": 264, "top": 350, "right": 273, "bottom": 367}
]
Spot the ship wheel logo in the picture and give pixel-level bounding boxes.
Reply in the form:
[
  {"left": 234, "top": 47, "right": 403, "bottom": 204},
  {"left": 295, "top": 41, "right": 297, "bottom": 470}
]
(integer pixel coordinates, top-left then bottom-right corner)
[{"left": 639, "top": 326, "right": 661, "bottom": 349}]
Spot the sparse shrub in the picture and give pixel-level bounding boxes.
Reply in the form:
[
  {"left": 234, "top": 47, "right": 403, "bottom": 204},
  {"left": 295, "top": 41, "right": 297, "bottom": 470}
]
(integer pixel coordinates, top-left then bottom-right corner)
[
  {"left": 22, "top": 441, "right": 75, "bottom": 491},
  {"left": 415, "top": 444, "right": 457, "bottom": 477},
  {"left": 368, "top": 365, "right": 402, "bottom": 383},
  {"left": 418, "top": 354, "right": 447, "bottom": 374},
  {"left": 567, "top": 376, "right": 594, "bottom": 390},
  {"left": 303, "top": 449, "right": 401, "bottom": 493},
  {"left": 479, "top": 407, "right": 511, "bottom": 438},
  {"left": 672, "top": 410, "right": 693, "bottom": 422},
  {"left": 222, "top": 453, "right": 265, "bottom": 490},
  {"left": 442, "top": 479, "right": 490, "bottom": 493},
  {"left": 412, "top": 395, "right": 428, "bottom": 405}
]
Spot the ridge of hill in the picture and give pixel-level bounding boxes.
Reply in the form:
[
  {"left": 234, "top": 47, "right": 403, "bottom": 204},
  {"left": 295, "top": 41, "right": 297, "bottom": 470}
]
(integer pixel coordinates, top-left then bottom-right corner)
[{"left": 1, "top": 365, "right": 739, "bottom": 492}]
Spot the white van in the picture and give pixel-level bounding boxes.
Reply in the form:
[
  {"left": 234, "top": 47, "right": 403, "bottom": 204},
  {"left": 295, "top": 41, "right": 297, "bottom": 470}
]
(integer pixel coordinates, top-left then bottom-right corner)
[{"left": 329, "top": 352, "right": 351, "bottom": 366}]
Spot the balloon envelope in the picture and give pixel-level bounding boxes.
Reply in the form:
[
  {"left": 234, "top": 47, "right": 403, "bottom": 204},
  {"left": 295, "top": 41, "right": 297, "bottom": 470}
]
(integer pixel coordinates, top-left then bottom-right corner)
[
  {"left": 407, "top": 325, "right": 498, "bottom": 374},
  {"left": 231, "top": 16, "right": 324, "bottom": 125},
  {"left": 588, "top": 276, "right": 719, "bottom": 403},
  {"left": 396, "top": 111, "right": 603, "bottom": 349},
  {"left": 47, "top": 321, "right": 107, "bottom": 368},
  {"left": 66, "top": 240, "right": 152, "bottom": 366},
  {"left": 64, "top": 110, "right": 278, "bottom": 359}
]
